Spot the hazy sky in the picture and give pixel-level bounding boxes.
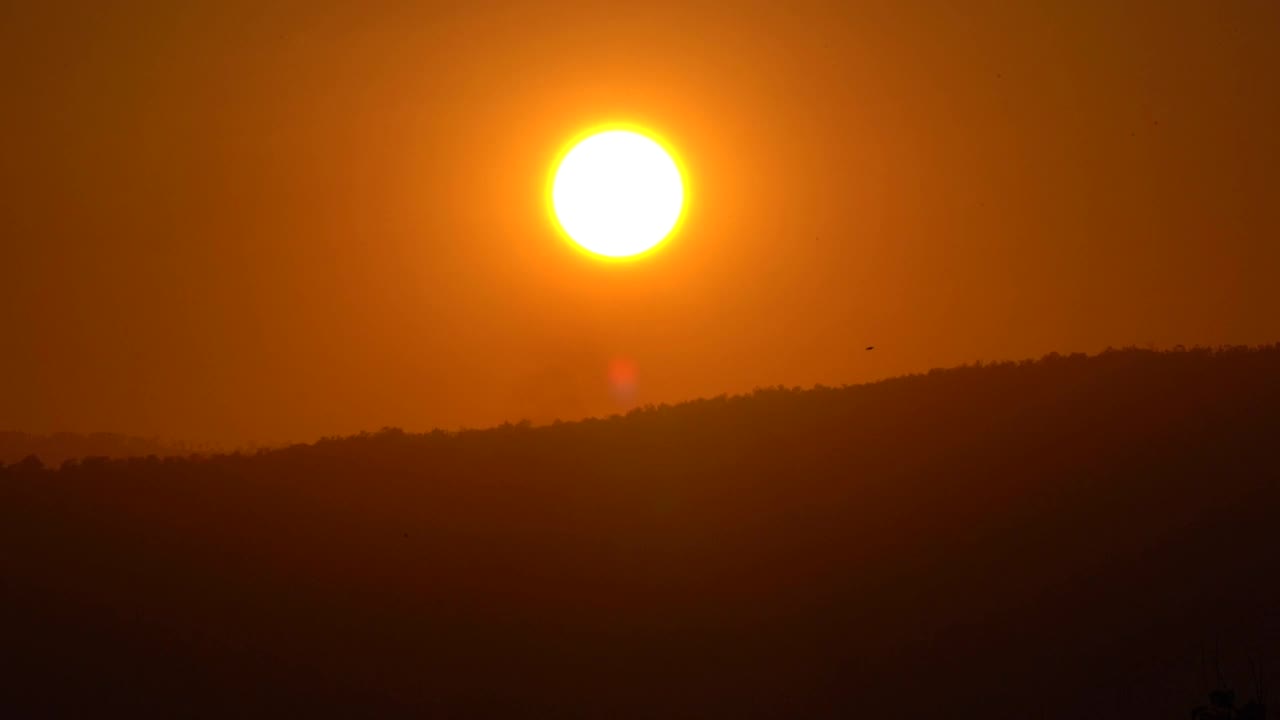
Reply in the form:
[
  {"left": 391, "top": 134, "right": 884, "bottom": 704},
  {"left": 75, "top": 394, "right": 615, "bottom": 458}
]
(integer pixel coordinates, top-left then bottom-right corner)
[{"left": 2, "top": 0, "right": 1277, "bottom": 445}]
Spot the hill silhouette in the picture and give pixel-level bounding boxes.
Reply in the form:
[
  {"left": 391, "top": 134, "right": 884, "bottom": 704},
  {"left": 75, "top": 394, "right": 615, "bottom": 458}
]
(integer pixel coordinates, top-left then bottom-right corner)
[{"left": 2, "top": 346, "right": 1277, "bottom": 717}]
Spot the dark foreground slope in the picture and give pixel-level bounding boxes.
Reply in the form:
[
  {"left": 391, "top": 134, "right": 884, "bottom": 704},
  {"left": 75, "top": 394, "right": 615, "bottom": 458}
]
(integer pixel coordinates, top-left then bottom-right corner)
[{"left": 2, "top": 348, "right": 1278, "bottom": 718}]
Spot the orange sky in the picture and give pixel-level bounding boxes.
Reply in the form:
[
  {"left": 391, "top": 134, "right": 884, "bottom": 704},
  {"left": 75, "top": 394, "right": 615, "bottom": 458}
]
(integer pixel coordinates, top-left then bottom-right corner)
[{"left": 2, "top": 1, "right": 1278, "bottom": 446}]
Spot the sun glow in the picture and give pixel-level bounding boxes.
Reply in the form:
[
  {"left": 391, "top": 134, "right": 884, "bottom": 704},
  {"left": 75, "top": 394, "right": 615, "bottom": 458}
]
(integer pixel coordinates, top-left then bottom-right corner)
[{"left": 550, "top": 128, "right": 686, "bottom": 260}]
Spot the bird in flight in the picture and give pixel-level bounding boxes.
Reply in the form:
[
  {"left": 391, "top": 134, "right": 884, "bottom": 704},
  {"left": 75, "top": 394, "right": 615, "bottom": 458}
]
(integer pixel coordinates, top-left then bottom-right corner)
[{"left": 866, "top": 346, "right": 875, "bottom": 351}]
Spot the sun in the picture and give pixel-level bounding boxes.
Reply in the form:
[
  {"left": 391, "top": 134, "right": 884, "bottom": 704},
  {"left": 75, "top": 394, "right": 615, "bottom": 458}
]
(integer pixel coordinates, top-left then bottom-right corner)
[{"left": 550, "top": 128, "right": 686, "bottom": 260}]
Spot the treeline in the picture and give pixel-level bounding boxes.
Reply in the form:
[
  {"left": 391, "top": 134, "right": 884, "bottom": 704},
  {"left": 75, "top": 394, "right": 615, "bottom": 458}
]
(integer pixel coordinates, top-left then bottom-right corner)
[
  {"left": 0, "top": 431, "right": 195, "bottom": 468},
  {"left": 2, "top": 346, "right": 1278, "bottom": 718}
]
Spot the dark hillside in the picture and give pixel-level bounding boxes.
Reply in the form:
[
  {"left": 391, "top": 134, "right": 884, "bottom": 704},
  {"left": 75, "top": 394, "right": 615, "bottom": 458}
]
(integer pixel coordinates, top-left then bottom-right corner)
[{"left": 2, "top": 347, "right": 1278, "bottom": 718}]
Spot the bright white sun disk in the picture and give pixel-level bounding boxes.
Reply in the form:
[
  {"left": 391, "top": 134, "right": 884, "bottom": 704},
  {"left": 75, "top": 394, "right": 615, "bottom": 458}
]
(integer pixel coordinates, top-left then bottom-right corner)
[{"left": 551, "top": 130, "right": 685, "bottom": 258}]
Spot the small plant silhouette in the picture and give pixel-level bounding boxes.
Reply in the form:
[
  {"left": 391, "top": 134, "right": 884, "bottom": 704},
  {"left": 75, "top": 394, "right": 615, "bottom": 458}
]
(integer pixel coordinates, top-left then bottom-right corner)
[{"left": 1192, "top": 651, "right": 1267, "bottom": 719}]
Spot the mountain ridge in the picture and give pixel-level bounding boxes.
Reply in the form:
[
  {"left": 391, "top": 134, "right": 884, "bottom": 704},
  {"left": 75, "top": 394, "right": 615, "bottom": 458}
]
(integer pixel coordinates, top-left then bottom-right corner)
[{"left": 2, "top": 344, "right": 1277, "bottom": 718}]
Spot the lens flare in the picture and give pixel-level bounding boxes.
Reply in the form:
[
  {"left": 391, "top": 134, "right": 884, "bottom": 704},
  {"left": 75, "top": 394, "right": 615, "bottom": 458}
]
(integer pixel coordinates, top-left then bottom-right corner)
[{"left": 608, "top": 357, "right": 638, "bottom": 405}]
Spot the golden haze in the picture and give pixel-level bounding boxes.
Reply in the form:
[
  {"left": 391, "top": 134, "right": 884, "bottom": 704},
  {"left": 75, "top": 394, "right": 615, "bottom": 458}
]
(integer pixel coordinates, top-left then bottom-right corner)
[{"left": 1, "top": 1, "right": 1277, "bottom": 446}]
